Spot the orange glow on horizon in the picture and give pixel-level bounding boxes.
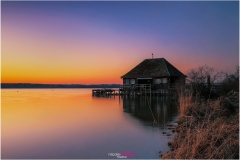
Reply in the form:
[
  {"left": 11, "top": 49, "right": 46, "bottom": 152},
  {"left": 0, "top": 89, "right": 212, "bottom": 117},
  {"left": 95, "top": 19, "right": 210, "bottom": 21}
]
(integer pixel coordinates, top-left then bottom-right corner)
[
  {"left": 1, "top": 55, "right": 194, "bottom": 85},
  {"left": 1, "top": 75, "right": 123, "bottom": 84}
]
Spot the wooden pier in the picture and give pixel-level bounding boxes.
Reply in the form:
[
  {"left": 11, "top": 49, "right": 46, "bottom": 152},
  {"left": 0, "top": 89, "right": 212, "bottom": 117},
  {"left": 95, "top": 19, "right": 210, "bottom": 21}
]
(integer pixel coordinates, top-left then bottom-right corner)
[
  {"left": 92, "top": 89, "right": 116, "bottom": 97},
  {"left": 92, "top": 84, "right": 175, "bottom": 97}
]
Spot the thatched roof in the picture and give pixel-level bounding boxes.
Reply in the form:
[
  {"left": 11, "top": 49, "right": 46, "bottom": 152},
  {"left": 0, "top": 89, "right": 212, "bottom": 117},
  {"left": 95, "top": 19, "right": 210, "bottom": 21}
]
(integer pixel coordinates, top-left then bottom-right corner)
[{"left": 121, "top": 58, "right": 186, "bottom": 78}]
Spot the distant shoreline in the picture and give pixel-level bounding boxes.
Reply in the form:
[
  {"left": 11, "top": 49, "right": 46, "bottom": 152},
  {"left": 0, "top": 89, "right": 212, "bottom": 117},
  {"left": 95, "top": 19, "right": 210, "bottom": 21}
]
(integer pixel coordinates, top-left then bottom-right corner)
[{"left": 1, "top": 83, "right": 122, "bottom": 89}]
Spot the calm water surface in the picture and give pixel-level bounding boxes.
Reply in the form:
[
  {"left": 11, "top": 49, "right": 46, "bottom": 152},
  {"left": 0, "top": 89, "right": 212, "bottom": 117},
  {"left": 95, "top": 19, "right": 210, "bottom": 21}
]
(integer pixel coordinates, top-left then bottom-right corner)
[{"left": 1, "top": 89, "right": 178, "bottom": 159}]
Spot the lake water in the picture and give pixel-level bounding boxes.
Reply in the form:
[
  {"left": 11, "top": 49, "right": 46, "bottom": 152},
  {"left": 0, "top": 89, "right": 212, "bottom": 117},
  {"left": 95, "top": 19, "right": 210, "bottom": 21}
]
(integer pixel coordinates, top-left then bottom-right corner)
[{"left": 1, "top": 89, "right": 178, "bottom": 159}]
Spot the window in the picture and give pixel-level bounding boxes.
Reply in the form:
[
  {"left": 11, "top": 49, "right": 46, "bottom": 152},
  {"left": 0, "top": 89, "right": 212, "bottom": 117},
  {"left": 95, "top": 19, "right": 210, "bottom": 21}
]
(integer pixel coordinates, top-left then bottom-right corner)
[
  {"left": 125, "top": 79, "right": 129, "bottom": 84},
  {"left": 155, "top": 78, "right": 168, "bottom": 84},
  {"left": 163, "top": 78, "right": 167, "bottom": 84},
  {"left": 155, "top": 79, "right": 161, "bottom": 84},
  {"left": 130, "top": 79, "right": 135, "bottom": 84}
]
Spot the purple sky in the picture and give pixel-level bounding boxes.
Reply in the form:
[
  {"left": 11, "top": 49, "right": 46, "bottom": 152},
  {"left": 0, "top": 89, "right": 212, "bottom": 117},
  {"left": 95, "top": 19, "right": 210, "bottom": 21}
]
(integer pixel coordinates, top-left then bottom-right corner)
[{"left": 2, "top": 1, "right": 239, "bottom": 84}]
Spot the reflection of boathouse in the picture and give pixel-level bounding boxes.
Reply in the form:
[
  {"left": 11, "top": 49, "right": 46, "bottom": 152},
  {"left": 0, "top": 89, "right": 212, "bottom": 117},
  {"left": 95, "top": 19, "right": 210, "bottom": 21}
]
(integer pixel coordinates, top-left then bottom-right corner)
[
  {"left": 120, "top": 58, "right": 186, "bottom": 95},
  {"left": 122, "top": 96, "right": 178, "bottom": 124}
]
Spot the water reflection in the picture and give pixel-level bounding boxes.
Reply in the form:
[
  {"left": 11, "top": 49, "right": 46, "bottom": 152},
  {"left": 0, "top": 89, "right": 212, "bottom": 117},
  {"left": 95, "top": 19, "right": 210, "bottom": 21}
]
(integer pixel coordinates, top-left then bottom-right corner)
[
  {"left": 2, "top": 89, "right": 179, "bottom": 159},
  {"left": 122, "top": 96, "right": 178, "bottom": 125}
]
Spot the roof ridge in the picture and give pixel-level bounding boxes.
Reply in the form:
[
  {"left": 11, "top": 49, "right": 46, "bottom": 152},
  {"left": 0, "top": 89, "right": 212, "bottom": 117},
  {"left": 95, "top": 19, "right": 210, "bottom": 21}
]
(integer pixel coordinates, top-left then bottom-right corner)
[
  {"left": 162, "top": 58, "right": 170, "bottom": 76},
  {"left": 146, "top": 58, "right": 163, "bottom": 60},
  {"left": 164, "top": 59, "right": 186, "bottom": 77}
]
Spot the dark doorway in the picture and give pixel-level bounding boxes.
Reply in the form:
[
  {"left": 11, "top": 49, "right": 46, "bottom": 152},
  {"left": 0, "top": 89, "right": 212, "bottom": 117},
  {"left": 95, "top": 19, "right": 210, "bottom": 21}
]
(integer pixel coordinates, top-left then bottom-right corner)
[{"left": 137, "top": 79, "right": 152, "bottom": 84}]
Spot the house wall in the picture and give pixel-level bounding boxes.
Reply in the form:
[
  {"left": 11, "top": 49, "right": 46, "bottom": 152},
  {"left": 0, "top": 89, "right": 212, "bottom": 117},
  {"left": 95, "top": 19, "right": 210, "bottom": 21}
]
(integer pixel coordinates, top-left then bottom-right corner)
[
  {"left": 169, "top": 76, "right": 186, "bottom": 87},
  {"left": 123, "top": 78, "right": 153, "bottom": 85},
  {"left": 123, "top": 76, "right": 185, "bottom": 88}
]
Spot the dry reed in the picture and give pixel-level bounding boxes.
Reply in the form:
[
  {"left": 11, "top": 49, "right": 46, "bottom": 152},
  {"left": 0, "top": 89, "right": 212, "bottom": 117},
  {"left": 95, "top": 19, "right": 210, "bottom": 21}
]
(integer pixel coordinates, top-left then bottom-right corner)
[{"left": 162, "top": 90, "right": 239, "bottom": 159}]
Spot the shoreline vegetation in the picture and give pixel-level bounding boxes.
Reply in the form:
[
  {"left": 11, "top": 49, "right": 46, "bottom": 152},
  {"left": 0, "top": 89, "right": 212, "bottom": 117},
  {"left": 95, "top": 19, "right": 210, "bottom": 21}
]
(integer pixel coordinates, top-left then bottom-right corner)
[
  {"left": 162, "top": 66, "right": 239, "bottom": 159},
  {"left": 1, "top": 83, "right": 122, "bottom": 89},
  {"left": 162, "top": 90, "right": 239, "bottom": 159}
]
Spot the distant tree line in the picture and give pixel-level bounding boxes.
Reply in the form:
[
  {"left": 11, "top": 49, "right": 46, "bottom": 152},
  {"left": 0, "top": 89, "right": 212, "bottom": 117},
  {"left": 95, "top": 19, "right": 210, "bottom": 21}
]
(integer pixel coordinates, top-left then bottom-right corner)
[{"left": 1, "top": 83, "right": 122, "bottom": 89}]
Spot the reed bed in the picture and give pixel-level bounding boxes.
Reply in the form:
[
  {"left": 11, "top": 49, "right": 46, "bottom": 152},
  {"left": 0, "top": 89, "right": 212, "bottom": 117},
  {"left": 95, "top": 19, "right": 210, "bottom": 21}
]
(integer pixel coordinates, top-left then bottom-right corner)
[{"left": 162, "top": 90, "right": 239, "bottom": 159}]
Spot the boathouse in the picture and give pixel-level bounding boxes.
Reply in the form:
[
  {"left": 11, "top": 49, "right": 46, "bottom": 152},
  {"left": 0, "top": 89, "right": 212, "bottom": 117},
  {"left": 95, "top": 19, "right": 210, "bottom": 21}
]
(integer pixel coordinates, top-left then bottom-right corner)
[{"left": 121, "top": 58, "right": 186, "bottom": 94}]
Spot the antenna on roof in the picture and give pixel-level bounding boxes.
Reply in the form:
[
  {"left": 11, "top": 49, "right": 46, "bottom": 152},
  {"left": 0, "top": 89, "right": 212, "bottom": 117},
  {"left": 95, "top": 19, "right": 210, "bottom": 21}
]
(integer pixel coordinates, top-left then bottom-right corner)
[{"left": 152, "top": 53, "right": 153, "bottom": 59}]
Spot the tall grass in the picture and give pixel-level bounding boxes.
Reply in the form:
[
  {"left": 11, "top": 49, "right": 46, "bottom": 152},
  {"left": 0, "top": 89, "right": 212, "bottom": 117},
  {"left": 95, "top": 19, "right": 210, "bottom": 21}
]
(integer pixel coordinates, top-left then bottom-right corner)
[
  {"left": 162, "top": 89, "right": 239, "bottom": 159},
  {"left": 178, "top": 89, "right": 192, "bottom": 117}
]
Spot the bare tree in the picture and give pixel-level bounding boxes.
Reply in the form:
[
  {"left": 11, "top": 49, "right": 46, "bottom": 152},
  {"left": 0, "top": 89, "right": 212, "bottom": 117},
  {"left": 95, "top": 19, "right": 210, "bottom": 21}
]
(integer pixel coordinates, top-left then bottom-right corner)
[{"left": 186, "top": 65, "right": 223, "bottom": 98}]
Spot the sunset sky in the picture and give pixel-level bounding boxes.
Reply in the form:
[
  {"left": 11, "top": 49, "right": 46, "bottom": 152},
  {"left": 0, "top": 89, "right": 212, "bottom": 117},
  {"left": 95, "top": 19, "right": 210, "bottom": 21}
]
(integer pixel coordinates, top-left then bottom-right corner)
[{"left": 2, "top": 1, "right": 239, "bottom": 84}]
